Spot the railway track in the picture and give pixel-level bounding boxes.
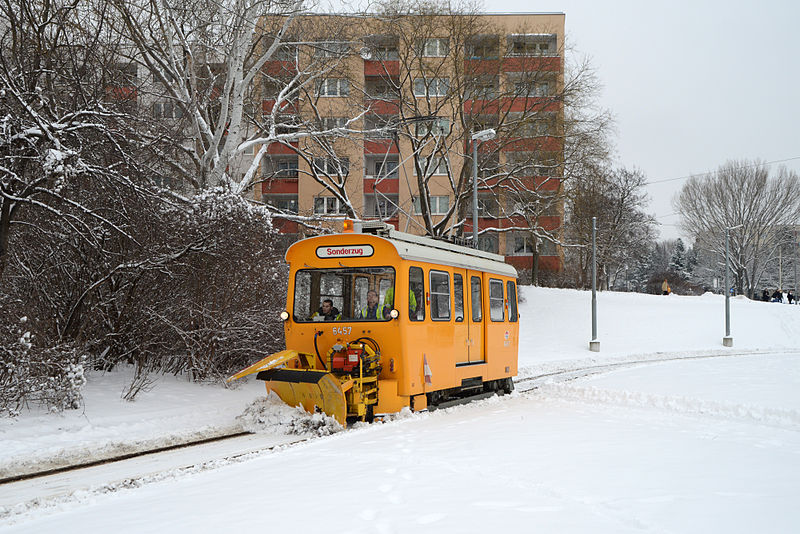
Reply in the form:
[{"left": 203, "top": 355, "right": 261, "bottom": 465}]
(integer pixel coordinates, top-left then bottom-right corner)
[{"left": 2, "top": 348, "right": 793, "bottom": 518}]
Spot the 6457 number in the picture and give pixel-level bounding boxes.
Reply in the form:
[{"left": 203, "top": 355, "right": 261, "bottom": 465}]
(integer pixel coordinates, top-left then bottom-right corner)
[{"left": 332, "top": 326, "right": 351, "bottom": 336}]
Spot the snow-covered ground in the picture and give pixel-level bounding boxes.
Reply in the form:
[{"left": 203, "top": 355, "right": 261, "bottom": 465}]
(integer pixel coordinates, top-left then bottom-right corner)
[{"left": 2, "top": 288, "right": 800, "bottom": 533}]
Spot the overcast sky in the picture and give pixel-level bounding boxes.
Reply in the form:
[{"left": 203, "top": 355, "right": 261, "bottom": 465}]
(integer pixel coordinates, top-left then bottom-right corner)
[{"left": 489, "top": 0, "right": 800, "bottom": 240}]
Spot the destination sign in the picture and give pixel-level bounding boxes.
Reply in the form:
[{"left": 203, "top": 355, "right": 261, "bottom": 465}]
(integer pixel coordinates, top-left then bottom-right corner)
[{"left": 316, "top": 245, "right": 374, "bottom": 258}]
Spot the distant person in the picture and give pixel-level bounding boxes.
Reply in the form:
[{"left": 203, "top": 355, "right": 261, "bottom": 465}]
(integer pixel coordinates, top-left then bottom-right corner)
[
  {"left": 771, "top": 289, "right": 783, "bottom": 303},
  {"left": 311, "top": 299, "right": 340, "bottom": 321},
  {"left": 787, "top": 290, "right": 795, "bottom": 305},
  {"left": 661, "top": 279, "right": 671, "bottom": 295},
  {"left": 762, "top": 289, "right": 770, "bottom": 302}
]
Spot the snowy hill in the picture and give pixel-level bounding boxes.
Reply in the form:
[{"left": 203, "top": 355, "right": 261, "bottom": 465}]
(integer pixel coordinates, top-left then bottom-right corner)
[{"left": 2, "top": 288, "right": 800, "bottom": 532}]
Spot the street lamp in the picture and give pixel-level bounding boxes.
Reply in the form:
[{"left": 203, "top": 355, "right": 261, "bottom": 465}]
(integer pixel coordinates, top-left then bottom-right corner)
[
  {"left": 471, "top": 128, "right": 496, "bottom": 248},
  {"left": 723, "top": 224, "right": 743, "bottom": 347}
]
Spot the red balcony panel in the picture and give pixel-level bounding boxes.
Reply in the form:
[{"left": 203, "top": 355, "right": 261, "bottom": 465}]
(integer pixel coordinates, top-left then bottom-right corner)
[
  {"left": 261, "top": 179, "right": 298, "bottom": 194},
  {"left": 537, "top": 215, "right": 562, "bottom": 231},
  {"left": 463, "top": 99, "right": 500, "bottom": 115},
  {"left": 262, "top": 61, "right": 297, "bottom": 77},
  {"left": 502, "top": 137, "right": 563, "bottom": 152},
  {"left": 501, "top": 97, "right": 561, "bottom": 113},
  {"left": 363, "top": 178, "right": 399, "bottom": 194},
  {"left": 502, "top": 56, "right": 561, "bottom": 73},
  {"left": 364, "top": 139, "right": 398, "bottom": 154},
  {"left": 105, "top": 86, "right": 137, "bottom": 100},
  {"left": 538, "top": 255, "right": 563, "bottom": 272},
  {"left": 266, "top": 142, "right": 298, "bottom": 155},
  {"left": 273, "top": 218, "right": 299, "bottom": 234},
  {"left": 366, "top": 99, "right": 399, "bottom": 115},
  {"left": 463, "top": 59, "right": 502, "bottom": 75},
  {"left": 364, "top": 60, "right": 400, "bottom": 77}
]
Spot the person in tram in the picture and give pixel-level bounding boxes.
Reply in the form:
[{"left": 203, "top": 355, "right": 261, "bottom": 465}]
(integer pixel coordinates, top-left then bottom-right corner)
[
  {"left": 311, "top": 299, "right": 341, "bottom": 321},
  {"left": 383, "top": 286, "right": 417, "bottom": 318},
  {"left": 360, "top": 290, "right": 385, "bottom": 320}
]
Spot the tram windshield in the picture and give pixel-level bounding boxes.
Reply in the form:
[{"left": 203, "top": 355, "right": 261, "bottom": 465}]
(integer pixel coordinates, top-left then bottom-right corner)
[{"left": 293, "top": 267, "right": 396, "bottom": 322}]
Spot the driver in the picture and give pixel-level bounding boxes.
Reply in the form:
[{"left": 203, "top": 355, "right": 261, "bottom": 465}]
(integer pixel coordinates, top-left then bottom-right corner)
[{"left": 311, "top": 299, "right": 341, "bottom": 321}]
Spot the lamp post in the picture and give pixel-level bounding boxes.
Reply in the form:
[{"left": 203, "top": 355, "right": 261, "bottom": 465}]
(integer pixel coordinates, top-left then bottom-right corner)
[
  {"left": 723, "top": 224, "right": 743, "bottom": 347},
  {"left": 471, "top": 128, "right": 496, "bottom": 248},
  {"left": 589, "top": 216, "right": 600, "bottom": 351}
]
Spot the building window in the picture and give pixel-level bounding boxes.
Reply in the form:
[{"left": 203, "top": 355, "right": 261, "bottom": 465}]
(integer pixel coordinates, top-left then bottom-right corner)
[
  {"left": 508, "top": 34, "right": 557, "bottom": 56},
  {"left": 152, "top": 101, "right": 183, "bottom": 119},
  {"left": 365, "top": 157, "right": 399, "bottom": 178},
  {"left": 263, "top": 157, "right": 298, "bottom": 178},
  {"left": 415, "top": 118, "right": 450, "bottom": 137},
  {"left": 415, "top": 155, "right": 448, "bottom": 176},
  {"left": 364, "top": 115, "right": 393, "bottom": 138},
  {"left": 322, "top": 117, "right": 347, "bottom": 130},
  {"left": 477, "top": 233, "right": 499, "bottom": 253},
  {"left": 466, "top": 35, "right": 500, "bottom": 59},
  {"left": 365, "top": 79, "right": 399, "bottom": 99},
  {"left": 365, "top": 194, "right": 399, "bottom": 217},
  {"left": 316, "top": 78, "right": 350, "bottom": 97},
  {"left": 413, "top": 78, "right": 449, "bottom": 97},
  {"left": 540, "top": 238, "right": 557, "bottom": 256},
  {"left": 313, "top": 157, "right": 350, "bottom": 175},
  {"left": 471, "top": 193, "right": 499, "bottom": 217},
  {"left": 314, "top": 41, "right": 350, "bottom": 57},
  {"left": 413, "top": 195, "right": 449, "bottom": 215},
  {"left": 418, "top": 38, "right": 449, "bottom": 57},
  {"left": 273, "top": 44, "right": 298, "bottom": 62},
  {"left": 507, "top": 233, "right": 534, "bottom": 255},
  {"left": 263, "top": 194, "right": 298, "bottom": 214},
  {"left": 466, "top": 76, "right": 499, "bottom": 99},
  {"left": 314, "top": 196, "right": 345, "bottom": 215},
  {"left": 372, "top": 46, "right": 399, "bottom": 60}
]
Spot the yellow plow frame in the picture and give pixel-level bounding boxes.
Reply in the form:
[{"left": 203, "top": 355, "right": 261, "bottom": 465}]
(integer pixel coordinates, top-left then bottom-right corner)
[{"left": 227, "top": 344, "right": 380, "bottom": 427}]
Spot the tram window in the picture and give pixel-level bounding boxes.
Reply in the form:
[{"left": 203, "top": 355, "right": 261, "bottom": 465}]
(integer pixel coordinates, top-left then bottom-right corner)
[
  {"left": 489, "top": 278, "right": 504, "bottom": 322},
  {"left": 507, "top": 281, "right": 518, "bottom": 322},
  {"left": 471, "top": 276, "right": 482, "bottom": 322},
  {"left": 354, "top": 277, "right": 368, "bottom": 313},
  {"left": 453, "top": 274, "right": 464, "bottom": 322},
  {"left": 409, "top": 267, "right": 425, "bottom": 321},
  {"left": 292, "top": 267, "right": 395, "bottom": 322},
  {"left": 429, "top": 270, "right": 451, "bottom": 321}
]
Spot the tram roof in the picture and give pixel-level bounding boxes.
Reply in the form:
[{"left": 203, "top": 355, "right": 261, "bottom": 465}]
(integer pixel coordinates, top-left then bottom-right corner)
[{"left": 293, "top": 225, "right": 518, "bottom": 278}]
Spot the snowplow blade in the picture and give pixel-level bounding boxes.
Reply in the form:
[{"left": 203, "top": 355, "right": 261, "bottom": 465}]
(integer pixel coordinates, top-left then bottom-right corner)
[
  {"left": 226, "top": 350, "right": 300, "bottom": 383},
  {"left": 257, "top": 369, "right": 347, "bottom": 427}
]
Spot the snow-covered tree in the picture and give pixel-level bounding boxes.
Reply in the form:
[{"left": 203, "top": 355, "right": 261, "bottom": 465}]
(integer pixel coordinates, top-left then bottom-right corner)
[{"left": 668, "top": 238, "right": 687, "bottom": 279}]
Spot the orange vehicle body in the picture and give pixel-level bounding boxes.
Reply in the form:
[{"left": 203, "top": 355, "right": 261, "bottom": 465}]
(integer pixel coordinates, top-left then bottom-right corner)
[{"left": 229, "top": 223, "right": 520, "bottom": 423}]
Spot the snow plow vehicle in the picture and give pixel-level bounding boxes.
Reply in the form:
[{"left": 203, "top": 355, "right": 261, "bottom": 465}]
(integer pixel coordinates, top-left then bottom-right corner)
[{"left": 227, "top": 221, "right": 519, "bottom": 426}]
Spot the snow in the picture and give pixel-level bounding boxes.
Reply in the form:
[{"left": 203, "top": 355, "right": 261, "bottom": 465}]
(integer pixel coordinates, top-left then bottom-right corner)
[{"left": 2, "top": 288, "right": 800, "bottom": 532}]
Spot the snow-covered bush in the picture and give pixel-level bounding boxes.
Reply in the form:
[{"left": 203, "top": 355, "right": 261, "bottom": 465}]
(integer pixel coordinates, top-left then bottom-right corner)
[{"left": 0, "top": 306, "right": 86, "bottom": 415}]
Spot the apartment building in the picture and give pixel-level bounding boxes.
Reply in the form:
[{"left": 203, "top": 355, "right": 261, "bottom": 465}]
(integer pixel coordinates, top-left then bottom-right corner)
[{"left": 256, "top": 12, "right": 566, "bottom": 274}]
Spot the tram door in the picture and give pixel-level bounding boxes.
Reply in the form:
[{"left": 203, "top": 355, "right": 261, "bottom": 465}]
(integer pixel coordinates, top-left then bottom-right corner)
[
  {"left": 467, "top": 271, "right": 485, "bottom": 363},
  {"left": 452, "top": 270, "right": 469, "bottom": 365}
]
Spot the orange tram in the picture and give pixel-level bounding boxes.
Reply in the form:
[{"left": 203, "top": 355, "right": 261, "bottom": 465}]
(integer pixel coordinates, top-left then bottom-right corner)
[{"left": 228, "top": 221, "right": 520, "bottom": 426}]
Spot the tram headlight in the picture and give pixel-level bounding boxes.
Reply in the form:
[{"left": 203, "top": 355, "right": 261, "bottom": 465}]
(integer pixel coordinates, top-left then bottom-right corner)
[
  {"left": 279, "top": 310, "right": 290, "bottom": 321},
  {"left": 389, "top": 309, "right": 399, "bottom": 319}
]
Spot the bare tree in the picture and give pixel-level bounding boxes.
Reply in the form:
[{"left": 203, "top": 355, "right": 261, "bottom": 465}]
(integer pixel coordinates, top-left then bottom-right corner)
[
  {"left": 564, "top": 166, "right": 657, "bottom": 289},
  {"left": 674, "top": 160, "right": 800, "bottom": 297},
  {"left": 0, "top": 0, "right": 150, "bottom": 278}
]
